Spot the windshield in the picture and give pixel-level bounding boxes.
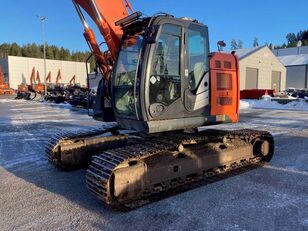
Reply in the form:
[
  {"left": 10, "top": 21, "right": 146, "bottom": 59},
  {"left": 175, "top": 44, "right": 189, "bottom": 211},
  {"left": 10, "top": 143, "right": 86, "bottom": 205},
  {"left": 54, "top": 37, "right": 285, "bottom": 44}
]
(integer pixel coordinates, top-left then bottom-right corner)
[{"left": 114, "top": 35, "right": 143, "bottom": 116}]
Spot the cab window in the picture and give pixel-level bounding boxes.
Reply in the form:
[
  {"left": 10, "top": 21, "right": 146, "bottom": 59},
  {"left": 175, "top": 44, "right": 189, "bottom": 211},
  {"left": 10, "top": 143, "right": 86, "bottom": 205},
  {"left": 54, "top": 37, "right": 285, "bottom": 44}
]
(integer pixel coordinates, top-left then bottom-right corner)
[
  {"left": 149, "top": 24, "right": 181, "bottom": 106},
  {"left": 187, "top": 25, "right": 209, "bottom": 91}
]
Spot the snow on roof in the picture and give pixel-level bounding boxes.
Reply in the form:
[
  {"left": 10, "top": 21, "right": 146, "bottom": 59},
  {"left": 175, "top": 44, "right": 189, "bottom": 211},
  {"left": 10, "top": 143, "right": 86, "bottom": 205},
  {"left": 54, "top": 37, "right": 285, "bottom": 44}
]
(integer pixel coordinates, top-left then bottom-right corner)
[{"left": 278, "top": 54, "right": 308, "bottom": 66}]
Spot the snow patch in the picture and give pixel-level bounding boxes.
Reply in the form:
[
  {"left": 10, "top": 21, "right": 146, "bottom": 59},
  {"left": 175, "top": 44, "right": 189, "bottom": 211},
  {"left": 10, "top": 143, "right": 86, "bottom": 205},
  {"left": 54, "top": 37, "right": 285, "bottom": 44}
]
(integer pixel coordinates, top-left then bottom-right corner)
[
  {"left": 240, "top": 99, "right": 308, "bottom": 111},
  {"left": 239, "top": 100, "right": 250, "bottom": 109}
]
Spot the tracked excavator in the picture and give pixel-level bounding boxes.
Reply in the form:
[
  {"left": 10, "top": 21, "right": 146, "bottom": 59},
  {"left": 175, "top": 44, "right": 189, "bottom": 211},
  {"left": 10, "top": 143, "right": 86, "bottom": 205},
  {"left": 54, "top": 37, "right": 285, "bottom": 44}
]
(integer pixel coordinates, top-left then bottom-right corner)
[
  {"left": 46, "top": 0, "right": 275, "bottom": 209},
  {"left": 16, "top": 67, "right": 36, "bottom": 100},
  {"left": 45, "top": 69, "right": 68, "bottom": 103}
]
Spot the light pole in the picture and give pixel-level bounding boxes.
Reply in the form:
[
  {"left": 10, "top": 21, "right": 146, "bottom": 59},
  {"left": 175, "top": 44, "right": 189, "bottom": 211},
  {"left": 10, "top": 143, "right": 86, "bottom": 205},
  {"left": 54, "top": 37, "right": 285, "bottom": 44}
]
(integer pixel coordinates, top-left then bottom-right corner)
[{"left": 38, "top": 16, "right": 48, "bottom": 96}]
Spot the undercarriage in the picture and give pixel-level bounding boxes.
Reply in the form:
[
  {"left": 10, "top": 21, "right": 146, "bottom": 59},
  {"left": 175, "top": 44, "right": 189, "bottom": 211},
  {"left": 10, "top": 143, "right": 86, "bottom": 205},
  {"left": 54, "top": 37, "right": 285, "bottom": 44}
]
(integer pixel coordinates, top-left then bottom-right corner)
[{"left": 46, "top": 126, "right": 274, "bottom": 209}]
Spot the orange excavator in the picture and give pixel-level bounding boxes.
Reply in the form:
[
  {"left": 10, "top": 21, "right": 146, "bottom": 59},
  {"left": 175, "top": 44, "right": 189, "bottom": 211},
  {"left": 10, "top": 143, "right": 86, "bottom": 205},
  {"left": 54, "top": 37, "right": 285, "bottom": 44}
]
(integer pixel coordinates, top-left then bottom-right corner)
[
  {"left": 34, "top": 70, "right": 45, "bottom": 94},
  {"left": 0, "top": 64, "right": 15, "bottom": 95},
  {"left": 66, "top": 74, "right": 91, "bottom": 108},
  {"left": 46, "top": 0, "right": 275, "bottom": 209},
  {"left": 17, "top": 67, "right": 44, "bottom": 100},
  {"left": 45, "top": 69, "right": 69, "bottom": 103},
  {"left": 16, "top": 67, "right": 36, "bottom": 100}
]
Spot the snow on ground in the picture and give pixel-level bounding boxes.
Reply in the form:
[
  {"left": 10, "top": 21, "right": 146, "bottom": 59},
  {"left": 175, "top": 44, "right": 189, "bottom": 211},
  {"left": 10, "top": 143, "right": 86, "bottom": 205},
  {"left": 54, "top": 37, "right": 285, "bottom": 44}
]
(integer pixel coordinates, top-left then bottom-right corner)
[
  {"left": 240, "top": 98, "right": 308, "bottom": 111},
  {"left": 0, "top": 98, "right": 308, "bottom": 231}
]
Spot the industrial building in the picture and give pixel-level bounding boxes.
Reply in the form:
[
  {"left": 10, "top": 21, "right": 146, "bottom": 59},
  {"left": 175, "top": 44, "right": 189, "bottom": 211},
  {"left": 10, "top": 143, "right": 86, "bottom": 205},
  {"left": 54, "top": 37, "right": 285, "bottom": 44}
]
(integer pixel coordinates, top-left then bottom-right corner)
[
  {"left": 273, "top": 46, "right": 308, "bottom": 56},
  {"left": 0, "top": 56, "right": 89, "bottom": 89},
  {"left": 278, "top": 54, "right": 308, "bottom": 88},
  {"left": 232, "top": 46, "right": 286, "bottom": 92},
  {"left": 272, "top": 45, "right": 308, "bottom": 89}
]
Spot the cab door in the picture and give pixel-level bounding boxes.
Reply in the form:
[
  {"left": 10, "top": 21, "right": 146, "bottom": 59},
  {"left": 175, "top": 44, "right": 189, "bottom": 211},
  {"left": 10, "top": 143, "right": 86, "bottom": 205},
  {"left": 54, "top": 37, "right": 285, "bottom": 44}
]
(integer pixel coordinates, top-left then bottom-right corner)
[
  {"left": 147, "top": 23, "right": 183, "bottom": 119},
  {"left": 184, "top": 24, "right": 210, "bottom": 112}
]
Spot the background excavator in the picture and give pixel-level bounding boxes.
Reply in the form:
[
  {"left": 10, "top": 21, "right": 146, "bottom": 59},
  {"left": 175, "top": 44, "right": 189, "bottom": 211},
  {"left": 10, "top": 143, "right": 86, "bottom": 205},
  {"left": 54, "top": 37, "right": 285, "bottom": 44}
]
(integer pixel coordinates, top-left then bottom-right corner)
[
  {"left": 45, "top": 69, "right": 68, "bottom": 103},
  {"left": 0, "top": 64, "right": 15, "bottom": 95},
  {"left": 16, "top": 67, "right": 35, "bottom": 100},
  {"left": 67, "top": 74, "right": 91, "bottom": 108},
  {"left": 16, "top": 67, "right": 45, "bottom": 100},
  {"left": 34, "top": 70, "right": 45, "bottom": 95},
  {"left": 46, "top": 0, "right": 275, "bottom": 209}
]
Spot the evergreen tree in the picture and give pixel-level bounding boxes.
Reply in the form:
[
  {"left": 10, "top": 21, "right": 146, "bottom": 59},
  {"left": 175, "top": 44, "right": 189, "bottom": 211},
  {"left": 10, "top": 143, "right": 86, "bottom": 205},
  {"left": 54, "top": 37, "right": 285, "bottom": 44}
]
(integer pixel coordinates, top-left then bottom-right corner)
[
  {"left": 0, "top": 43, "right": 11, "bottom": 58},
  {"left": 0, "top": 42, "right": 101, "bottom": 71},
  {"left": 230, "top": 39, "right": 238, "bottom": 50},
  {"left": 253, "top": 37, "right": 259, "bottom": 47},
  {"left": 286, "top": 33, "right": 297, "bottom": 47},
  {"left": 238, "top": 40, "right": 243, "bottom": 49}
]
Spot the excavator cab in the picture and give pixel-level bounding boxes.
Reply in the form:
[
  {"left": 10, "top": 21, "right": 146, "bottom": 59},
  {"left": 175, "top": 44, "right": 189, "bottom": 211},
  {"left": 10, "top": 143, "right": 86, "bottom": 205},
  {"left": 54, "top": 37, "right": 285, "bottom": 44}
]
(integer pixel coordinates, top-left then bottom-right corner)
[
  {"left": 72, "top": 1, "right": 239, "bottom": 133},
  {"left": 111, "top": 14, "right": 239, "bottom": 133}
]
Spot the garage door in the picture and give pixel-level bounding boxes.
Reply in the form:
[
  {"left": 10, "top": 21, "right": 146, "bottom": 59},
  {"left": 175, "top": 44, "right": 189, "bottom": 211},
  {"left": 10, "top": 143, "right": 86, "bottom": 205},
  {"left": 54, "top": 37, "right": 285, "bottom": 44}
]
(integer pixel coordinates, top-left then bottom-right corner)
[
  {"left": 271, "top": 71, "right": 281, "bottom": 92},
  {"left": 245, "top": 67, "right": 258, "bottom": 89}
]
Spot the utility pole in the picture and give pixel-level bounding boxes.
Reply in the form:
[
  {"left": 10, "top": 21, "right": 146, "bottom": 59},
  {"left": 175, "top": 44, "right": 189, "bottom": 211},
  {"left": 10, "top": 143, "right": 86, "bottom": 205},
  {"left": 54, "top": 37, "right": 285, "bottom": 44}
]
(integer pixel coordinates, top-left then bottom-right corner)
[{"left": 38, "top": 16, "right": 48, "bottom": 96}]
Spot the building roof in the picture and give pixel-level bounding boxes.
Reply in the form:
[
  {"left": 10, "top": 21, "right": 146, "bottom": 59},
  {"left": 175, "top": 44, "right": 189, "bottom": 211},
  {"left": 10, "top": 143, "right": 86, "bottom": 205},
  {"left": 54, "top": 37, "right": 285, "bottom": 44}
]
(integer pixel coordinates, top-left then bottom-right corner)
[
  {"left": 278, "top": 54, "right": 308, "bottom": 66},
  {"left": 273, "top": 46, "right": 308, "bottom": 56},
  {"left": 230, "top": 45, "right": 266, "bottom": 60}
]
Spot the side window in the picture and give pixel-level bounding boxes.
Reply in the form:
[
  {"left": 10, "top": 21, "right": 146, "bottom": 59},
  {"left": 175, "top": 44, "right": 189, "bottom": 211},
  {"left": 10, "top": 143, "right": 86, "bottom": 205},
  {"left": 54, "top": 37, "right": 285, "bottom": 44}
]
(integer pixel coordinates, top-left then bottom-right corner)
[
  {"left": 149, "top": 24, "right": 181, "bottom": 106},
  {"left": 187, "top": 25, "right": 209, "bottom": 91}
]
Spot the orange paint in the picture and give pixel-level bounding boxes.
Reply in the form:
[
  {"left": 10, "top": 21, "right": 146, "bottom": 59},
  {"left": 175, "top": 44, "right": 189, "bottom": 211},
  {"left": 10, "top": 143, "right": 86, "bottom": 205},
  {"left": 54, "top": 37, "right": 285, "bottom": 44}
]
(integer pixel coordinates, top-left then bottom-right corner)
[{"left": 210, "top": 52, "right": 240, "bottom": 123}]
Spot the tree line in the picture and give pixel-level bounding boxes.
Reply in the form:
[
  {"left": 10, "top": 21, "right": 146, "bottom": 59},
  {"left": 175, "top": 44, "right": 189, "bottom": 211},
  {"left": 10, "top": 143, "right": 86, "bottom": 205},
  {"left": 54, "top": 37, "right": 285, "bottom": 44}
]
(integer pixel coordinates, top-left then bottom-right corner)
[
  {"left": 229, "top": 29, "right": 308, "bottom": 50},
  {"left": 276, "top": 30, "right": 308, "bottom": 48},
  {"left": 0, "top": 42, "right": 96, "bottom": 70}
]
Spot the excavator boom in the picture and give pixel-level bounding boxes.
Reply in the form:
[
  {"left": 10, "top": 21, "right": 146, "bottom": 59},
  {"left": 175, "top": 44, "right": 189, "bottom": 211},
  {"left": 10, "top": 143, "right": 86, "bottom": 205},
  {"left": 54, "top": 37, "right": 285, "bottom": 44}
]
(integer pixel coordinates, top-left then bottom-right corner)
[
  {"left": 73, "top": 0, "right": 133, "bottom": 78},
  {"left": 69, "top": 75, "right": 76, "bottom": 86},
  {"left": 36, "top": 71, "right": 41, "bottom": 84},
  {"left": 30, "top": 67, "right": 36, "bottom": 88},
  {"left": 46, "top": 71, "right": 51, "bottom": 83},
  {"left": 56, "top": 69, "right": 62, "bottom": 85}
]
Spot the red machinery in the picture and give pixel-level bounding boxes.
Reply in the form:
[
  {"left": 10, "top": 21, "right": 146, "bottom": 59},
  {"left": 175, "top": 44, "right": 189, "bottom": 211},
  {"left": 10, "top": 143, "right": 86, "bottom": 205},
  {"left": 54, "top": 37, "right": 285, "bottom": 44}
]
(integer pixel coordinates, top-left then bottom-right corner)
[{"left": 240, "top": 89, "right": 275, "bottom": 99}]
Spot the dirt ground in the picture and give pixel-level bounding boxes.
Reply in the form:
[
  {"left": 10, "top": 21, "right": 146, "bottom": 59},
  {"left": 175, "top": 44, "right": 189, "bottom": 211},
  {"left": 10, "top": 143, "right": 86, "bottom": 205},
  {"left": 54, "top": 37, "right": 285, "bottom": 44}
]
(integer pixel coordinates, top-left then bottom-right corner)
[{"left": 0, "top": 98, "right": 308, "bottom": 231}]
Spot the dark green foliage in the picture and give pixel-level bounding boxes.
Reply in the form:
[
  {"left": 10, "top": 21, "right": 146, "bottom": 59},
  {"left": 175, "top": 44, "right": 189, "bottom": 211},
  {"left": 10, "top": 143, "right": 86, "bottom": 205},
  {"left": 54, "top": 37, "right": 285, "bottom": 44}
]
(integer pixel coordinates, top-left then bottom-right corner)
[
  {"left": 253, "top": 37, "right": 259, "bottom": 47},
  {"left": 275, "top": 30, "right": 308, "bottom": 48},
  {"left": 230, "top": 39, "right": 243, "bottom": 50},
  {"left": 0, "top": 42, "right": 96, "bottom": 71}
]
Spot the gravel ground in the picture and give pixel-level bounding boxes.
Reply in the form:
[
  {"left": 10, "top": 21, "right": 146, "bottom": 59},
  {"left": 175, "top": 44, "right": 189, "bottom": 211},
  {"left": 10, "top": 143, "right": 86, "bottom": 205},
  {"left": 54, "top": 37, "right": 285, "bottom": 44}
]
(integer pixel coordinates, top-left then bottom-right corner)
[{"left": 0, "top": 97, "right": 308, "bottom": 231}]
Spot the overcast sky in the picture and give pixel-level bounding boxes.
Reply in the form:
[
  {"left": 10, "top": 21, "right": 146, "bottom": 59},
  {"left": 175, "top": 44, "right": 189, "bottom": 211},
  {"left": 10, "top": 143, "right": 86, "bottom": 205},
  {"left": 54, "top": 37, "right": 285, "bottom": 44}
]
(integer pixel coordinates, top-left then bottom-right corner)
[{"left": 0, "top": 0, "right": 307, "bottom": 52}]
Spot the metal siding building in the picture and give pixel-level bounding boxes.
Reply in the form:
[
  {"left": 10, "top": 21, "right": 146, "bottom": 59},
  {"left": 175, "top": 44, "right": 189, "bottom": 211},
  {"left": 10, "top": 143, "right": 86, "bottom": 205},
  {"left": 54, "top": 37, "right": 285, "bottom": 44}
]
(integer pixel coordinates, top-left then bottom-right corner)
[
  {"left": 233, "top": 46, "right": 286, "bottom": 91},
  {"left": 0, "top": 56, "right": 89, "bottom": 89},
  {"left": 273, "top": 46, "right": 308, "bottom": 56},
  {"left": 278, "top": 54, "right": 308, "bottom": 88}
]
